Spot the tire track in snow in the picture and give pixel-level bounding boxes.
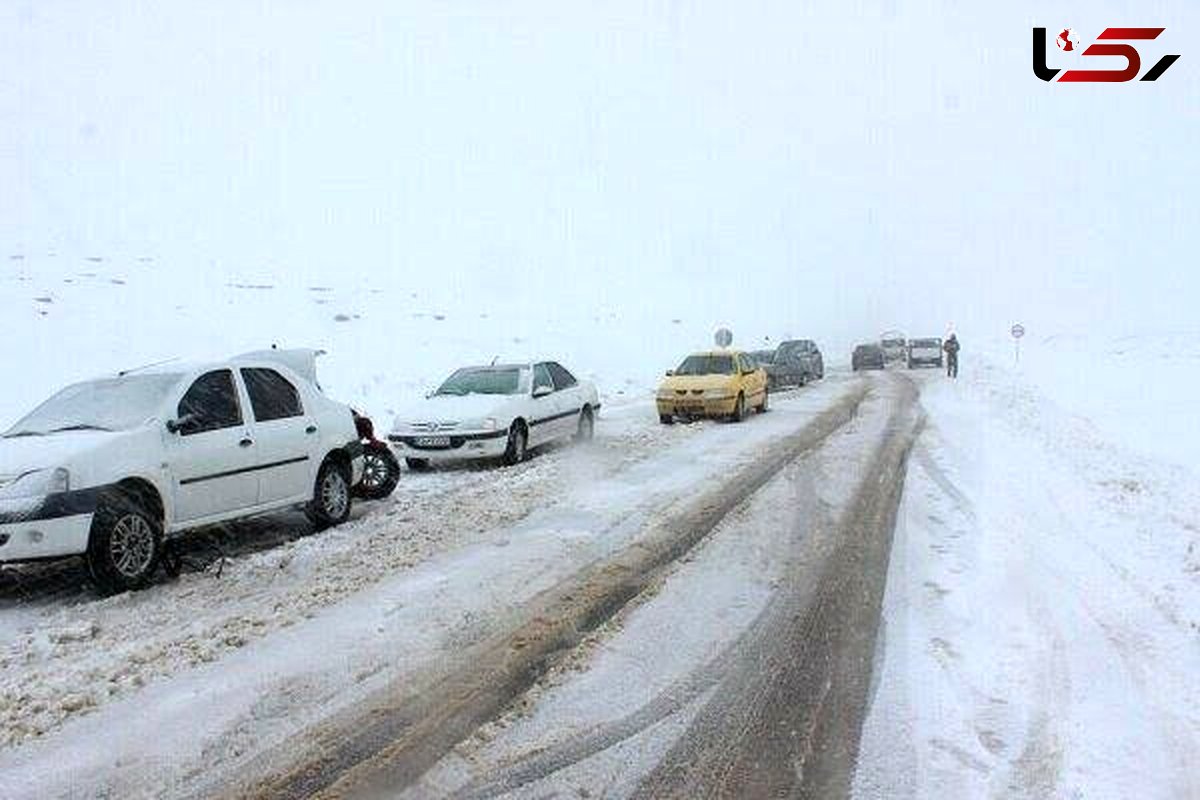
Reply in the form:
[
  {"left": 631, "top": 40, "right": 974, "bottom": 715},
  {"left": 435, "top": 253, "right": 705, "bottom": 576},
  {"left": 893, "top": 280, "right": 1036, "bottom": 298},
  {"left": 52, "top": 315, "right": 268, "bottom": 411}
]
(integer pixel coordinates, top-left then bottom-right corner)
[{"left": 218, "top": 385, "right": 874, "bottom": 800}]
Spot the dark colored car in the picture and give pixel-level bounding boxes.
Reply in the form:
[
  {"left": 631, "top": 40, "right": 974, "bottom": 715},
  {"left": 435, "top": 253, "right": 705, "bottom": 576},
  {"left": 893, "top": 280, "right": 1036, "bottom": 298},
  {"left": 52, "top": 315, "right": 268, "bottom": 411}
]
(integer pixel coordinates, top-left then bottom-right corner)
[
  {"left": 852, "top": 344, "right": 886, "bottom": 371},
  {"left": 747, "top": 349, "right": 777, "bottom": 368},
  {"left": 761, "top": 339, "right": 824, "bottom": 388},
  {"left": 907, "top": 337, "right": 944, "bottom": 369}
]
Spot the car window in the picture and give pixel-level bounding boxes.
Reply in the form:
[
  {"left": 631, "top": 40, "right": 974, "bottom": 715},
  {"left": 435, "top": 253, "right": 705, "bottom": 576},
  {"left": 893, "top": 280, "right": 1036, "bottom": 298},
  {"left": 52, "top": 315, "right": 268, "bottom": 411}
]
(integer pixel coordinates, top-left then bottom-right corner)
[
  {"left": 177, "top": 370, "right": 242, "bottom": 434},
  {"left": 675, "top": 355, "right": 735, "bottom": 376},
  {"left": 436, "top": 367, "right": 524, "bottom": 396},
  {"left": 533, "top": 363, "right": 554, "bottom": 392},
  {"left": 547, "top": 362, "right": 577, "bottom": 390},
  {"left": 4, "top": 372, "right": 184, "bottom": 437},
  {"left": 241, "top": 368, "right": 304, "bottom": 421}
]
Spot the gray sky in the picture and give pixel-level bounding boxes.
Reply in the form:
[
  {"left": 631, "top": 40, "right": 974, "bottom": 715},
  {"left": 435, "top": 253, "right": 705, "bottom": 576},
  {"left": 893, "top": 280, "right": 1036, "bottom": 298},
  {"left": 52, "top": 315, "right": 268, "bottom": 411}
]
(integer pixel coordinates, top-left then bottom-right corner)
[{"left": 3, "top": 1, "right": 1197, "bottom": 344}]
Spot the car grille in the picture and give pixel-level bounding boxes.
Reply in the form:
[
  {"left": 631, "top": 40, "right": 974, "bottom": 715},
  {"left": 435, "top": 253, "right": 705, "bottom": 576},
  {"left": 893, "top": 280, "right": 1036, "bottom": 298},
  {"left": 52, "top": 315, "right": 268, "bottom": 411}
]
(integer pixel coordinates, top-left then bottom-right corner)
[
  {"left": 674, "top": 390, "right": 704, "bottom": 396},
  {"left": 410, "top": 421, "right": 460, "bottom": 432}
]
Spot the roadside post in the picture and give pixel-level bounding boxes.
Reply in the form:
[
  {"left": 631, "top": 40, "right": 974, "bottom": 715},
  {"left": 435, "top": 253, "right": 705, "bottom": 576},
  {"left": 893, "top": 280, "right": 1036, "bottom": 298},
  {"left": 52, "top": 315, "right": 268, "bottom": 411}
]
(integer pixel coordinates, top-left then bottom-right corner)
[{"left": 1011, "top": 323, "right": 1025, "bottom": 365}]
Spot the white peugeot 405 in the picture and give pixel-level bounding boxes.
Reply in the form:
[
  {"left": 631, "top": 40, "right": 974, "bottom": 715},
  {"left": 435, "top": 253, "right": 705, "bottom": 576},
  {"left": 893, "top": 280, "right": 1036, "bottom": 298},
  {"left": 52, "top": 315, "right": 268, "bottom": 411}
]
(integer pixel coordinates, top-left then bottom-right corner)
[
  {"left": 0, "top": 349, "right": 363, "bottom": 593},
  {"left": 389, "top": 361, "right": 600, "bottom": 469}
]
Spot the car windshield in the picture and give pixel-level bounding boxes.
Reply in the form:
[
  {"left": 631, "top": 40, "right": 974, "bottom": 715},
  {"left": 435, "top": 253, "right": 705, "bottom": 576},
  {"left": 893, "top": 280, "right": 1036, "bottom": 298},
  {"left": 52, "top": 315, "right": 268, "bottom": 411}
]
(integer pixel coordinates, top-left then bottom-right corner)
[
  {"left": 881, "top": 339, "right": 905, "bottom": 347},
  {"left": 435, "top": 367, "right": 525, "bottom": 396},
  {"left": 675, "top": 355, "right": 735, "bottom": 376},
  {"left": 911, "top": 339, "right": 940, "bottom": 347},
  {"left": 4, "top": 373, "right": 184, "bottom": 437}
]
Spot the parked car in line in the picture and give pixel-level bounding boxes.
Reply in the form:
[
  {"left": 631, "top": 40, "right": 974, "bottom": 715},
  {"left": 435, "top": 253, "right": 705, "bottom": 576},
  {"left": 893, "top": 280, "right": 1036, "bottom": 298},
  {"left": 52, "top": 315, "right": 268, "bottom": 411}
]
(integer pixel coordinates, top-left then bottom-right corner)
[
  {"left": 0, "top": 349, "right": 364, "bottom": 594},
  {"left": 657, "top": 350, "right": 768, "bottom": 423},
  {"left": 747, "top": 349, "right": 777, "bottom": 369},
  {"left": 879, "top": 331, "right": 907, "bottom": 364},
  {"left": 852, "top": 344, "right": 887, "bottom": 371},
  {"left": 388, "top": 361, "right": 600, "bottom": 469},
  {"left": 907, "top": 337, "right": 944, "bottom": 369},
  {"left": 760, "top": 339, "right": 824, "bottom": 388}
]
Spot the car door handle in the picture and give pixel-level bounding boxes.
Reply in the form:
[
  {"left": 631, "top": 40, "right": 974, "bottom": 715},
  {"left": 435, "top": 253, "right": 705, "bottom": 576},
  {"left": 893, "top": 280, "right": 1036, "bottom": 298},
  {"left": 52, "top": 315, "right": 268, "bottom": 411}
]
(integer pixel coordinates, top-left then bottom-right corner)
[
  {"left": 306, "top": 425, "right": 318, "bottom": 434},
  {"left": 239, "top": 437, "right": 253, "bottom": 448}
]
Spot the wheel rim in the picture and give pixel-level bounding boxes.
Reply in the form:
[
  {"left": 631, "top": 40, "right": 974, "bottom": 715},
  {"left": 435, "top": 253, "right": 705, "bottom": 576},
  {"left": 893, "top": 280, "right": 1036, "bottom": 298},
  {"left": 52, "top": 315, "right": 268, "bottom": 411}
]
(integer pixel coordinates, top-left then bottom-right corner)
[
  {"left": 361, "top": 452, "right": 386, "bottom": 489},
  {"left": 109, "top": 514, "right": 155, "bottom": 579},
  {"left": 513, "top": 428, "right": 526, "bottom": 460},
  {"left": 322, "top": 469, "right": 349, "bottom": 518}
]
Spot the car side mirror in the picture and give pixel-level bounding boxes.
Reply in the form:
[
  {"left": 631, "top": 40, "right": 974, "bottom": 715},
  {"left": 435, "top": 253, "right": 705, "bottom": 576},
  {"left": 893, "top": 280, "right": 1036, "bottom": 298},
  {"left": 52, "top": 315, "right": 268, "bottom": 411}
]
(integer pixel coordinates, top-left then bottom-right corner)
[
  {"left": 166, "top": 413, "right": 199, "bottom": 434},
  {"left": 665, "top": 370, "right": 674, "bottom": 377},
  {"left": 532, "top": 385, "right": 553, "bottom": 398}
]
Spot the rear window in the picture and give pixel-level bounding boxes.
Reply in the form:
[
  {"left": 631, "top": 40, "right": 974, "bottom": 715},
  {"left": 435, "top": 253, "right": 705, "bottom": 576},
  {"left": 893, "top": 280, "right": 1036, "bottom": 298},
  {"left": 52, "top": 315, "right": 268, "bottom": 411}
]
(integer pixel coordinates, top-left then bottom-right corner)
[{"left": 675, "top": 355, "right": 735, "bottom": 376}]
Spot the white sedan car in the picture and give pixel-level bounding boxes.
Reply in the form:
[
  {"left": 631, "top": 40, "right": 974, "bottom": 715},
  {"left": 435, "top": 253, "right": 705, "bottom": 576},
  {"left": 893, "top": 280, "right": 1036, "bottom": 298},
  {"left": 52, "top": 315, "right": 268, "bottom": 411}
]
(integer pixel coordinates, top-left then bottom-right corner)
[
  {"left": 389, "top": 361, "right": 600, "bottom": 468},
  {"left": 0, "top": 349, "right": 363, "bottom": 593}
]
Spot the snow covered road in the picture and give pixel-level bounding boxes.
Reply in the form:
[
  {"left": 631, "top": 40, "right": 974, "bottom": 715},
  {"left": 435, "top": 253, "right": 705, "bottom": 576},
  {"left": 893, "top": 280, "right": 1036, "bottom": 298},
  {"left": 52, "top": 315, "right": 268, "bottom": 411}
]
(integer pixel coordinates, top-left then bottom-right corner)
[
  {"left": 0, "top": 374, "right": 878, "bottom": 799},
  {"left": 2, "top": 360, "right": 1196, "bottom": 800}
]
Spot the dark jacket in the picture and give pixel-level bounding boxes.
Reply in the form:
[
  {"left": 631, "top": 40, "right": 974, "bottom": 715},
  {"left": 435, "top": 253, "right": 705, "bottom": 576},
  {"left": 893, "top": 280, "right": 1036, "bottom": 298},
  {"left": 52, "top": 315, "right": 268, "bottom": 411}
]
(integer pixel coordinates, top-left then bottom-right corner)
[{"left": 943, "top": 336, "right": 960, "bottom": 356}]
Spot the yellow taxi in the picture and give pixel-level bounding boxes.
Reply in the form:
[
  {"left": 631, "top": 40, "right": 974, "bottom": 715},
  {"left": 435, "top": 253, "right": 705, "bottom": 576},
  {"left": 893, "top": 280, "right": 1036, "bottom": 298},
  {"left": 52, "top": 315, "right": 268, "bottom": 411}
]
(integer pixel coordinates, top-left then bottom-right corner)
[{"left": 656, "top": 349, "right": 769, "bottom": 424}]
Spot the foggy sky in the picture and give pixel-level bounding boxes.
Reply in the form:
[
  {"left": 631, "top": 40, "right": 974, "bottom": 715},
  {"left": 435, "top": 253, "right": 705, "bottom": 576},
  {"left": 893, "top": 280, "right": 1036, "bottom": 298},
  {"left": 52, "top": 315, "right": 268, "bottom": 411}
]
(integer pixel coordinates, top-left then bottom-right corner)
[{"left": 3, "top": 1, "right": 1198, "bottom": 345}]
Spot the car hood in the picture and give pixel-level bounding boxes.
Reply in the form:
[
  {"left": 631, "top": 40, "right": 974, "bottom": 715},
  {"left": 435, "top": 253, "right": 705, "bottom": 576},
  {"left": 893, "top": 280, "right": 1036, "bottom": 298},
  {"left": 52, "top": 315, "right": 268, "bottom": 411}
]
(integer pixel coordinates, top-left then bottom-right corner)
[
  {"left": 395, "top": 393, "right": 515, "bottom": 426},
  {"left": 0, "top": 430, "right": 121, "bottom": 477},
  {"left": 659, "top": 375, "right": 736, "bottom": 392}
]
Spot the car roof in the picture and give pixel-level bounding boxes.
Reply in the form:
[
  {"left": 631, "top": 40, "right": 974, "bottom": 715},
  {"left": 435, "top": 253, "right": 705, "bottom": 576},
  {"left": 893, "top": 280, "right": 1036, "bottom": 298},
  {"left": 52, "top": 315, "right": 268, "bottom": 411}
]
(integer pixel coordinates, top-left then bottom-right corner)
[
  {"left": 684, "top": 349, "right": 744, "bottom": 357},
  {"left": 111, "top": 348, "right": 324, "bottom": 384}
]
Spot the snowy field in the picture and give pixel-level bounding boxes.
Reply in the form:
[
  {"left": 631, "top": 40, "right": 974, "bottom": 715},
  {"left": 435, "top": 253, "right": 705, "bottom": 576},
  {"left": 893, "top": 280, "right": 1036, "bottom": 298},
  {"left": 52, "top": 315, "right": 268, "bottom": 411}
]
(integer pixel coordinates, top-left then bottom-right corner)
[{"left": 853, "top": 360, "right": 1200, "bottom": 799}]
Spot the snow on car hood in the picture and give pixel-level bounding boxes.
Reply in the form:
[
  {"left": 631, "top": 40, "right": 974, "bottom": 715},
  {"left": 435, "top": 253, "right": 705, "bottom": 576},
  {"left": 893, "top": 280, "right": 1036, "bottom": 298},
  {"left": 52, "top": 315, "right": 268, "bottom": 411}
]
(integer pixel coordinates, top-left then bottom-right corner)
[
  {"left": 659, "top": 374, "right": 736, "bottom": 392},
  {"left": 395, "top": 393, "right": 518, "bottom": 426},
  {"left": 0, "top": 429, "right": 120, "bottom": 476}
]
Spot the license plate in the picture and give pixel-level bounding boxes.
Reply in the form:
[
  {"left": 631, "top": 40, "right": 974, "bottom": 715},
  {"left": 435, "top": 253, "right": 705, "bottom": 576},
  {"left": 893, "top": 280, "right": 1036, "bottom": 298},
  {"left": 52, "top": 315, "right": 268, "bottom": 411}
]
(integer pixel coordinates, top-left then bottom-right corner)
[{"left": 415, "top": 436, "right": 451, "bottom": 447}]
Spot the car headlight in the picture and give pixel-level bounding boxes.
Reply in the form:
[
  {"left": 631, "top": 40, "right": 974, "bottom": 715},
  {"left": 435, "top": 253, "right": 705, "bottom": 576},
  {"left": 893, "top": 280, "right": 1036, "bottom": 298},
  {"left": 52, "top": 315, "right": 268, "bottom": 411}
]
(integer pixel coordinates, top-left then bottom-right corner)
[
  {"left": 704, "top": 388, "right": 733, "bottom": 399},
  {"left": 656, "top": 388, "right": 674, "bottom": 400},
  {"left": 0, "top": 468, "right": 70, "bottom": 500}
]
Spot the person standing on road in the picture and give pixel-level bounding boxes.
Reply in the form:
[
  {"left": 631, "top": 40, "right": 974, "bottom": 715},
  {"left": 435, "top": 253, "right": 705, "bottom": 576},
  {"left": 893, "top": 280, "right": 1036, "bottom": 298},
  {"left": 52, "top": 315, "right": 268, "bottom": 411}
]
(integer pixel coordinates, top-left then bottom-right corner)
[{"left": 943, "top": 334, "right": 960, "bottom": 378}]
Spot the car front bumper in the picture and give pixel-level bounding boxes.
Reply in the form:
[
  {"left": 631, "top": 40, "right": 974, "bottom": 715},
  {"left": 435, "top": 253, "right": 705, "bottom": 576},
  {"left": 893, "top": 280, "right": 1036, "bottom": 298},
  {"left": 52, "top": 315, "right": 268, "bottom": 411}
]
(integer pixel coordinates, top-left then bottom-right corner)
[
  {"left": 387, "top": 430, "right": 510, "bottom": 461},
  {"left": 656, "top": 396, "right": 738, "bottom": 418},
  {"left": 0, "top": 504, "right": 93, "bottom": 562}
]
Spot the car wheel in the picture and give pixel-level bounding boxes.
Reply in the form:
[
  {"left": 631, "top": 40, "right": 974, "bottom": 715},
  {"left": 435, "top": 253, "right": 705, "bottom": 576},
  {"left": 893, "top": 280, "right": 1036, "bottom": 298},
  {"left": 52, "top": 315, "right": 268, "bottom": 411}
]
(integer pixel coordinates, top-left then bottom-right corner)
[
  {"left": 405, "top": 457, "right": 431, "bottom": 471},
  {"left": 758, "top": 387, "right": 769, "bottom": 413},
  {"left": 307, "top": 458, "right": 352, "bottom": 531},
  {"left": 659, "top": 414, "right": 674, "bottom": 425},
  {"left": 354, "top": 443, "right": 400, "bottom": 500},
  {"left": 575, "top": 407, "right": 595, "bottom": 442},
  {"left": 502, "top": 422, "right": 527, "bottom": 466},
  {"left": 730, "top": 393, "right": 746, "bottom": 423},
  {"left": 87, "top": 490, "right": 163, "bottom": 595}
]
